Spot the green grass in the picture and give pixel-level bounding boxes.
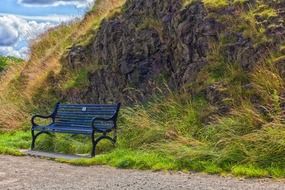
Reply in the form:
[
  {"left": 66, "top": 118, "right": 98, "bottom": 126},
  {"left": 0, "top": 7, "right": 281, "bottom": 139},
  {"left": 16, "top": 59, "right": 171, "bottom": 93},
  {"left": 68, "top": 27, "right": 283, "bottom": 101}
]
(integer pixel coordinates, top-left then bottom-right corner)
[
  {"left": 61, "top": 149, "right": 178, "bottom": 170},
  {"left": 0, "top": 131, "right": 30, "bottom": 156},
  {"left": 1, "top": 129, "right": 283, "bottom": 178},
  {"left": 0, "top": 56, "right": 23, "bottom": 72},
  {"left": 203, "top": 0, "right": 229, "bottom": 9},
  {"left": 0, "top": 0, "right": 284, "bottom": 180},
  {"left": 232, "top": 165, "right": 269, "bottom": 178},
  {"left": 182, "top": 0, "right": 229, "bottom": 9},
  {"left": 63, "top": 68, "right": 90, "bottom": 90},
  {"left": 0, "top": 91, "right": 284, "bottom": 178},
  {"left": 1, "top": 59, "right": 284, "bottom": 178}
]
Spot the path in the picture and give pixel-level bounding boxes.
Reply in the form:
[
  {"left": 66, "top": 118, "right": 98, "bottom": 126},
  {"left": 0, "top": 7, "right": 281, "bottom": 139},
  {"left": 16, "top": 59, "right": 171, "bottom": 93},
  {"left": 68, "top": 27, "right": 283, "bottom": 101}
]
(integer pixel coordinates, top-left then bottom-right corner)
[{"left": 0, "top": 156, "right": 284, "bottom": 190}]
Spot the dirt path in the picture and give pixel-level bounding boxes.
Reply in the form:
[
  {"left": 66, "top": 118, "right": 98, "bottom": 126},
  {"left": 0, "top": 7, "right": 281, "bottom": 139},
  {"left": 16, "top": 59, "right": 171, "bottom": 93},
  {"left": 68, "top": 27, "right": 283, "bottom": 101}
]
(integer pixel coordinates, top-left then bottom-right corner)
[{"left": 0, "top": 156, "right": 284, "bottom": 190}]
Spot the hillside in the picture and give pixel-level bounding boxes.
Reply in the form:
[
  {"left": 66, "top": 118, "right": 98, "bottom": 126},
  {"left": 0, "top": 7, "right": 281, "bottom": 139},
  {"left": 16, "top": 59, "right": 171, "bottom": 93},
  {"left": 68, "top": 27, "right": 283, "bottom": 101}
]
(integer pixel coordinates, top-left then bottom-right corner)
[{"left": 0, "top": 0, "right": 284, "bottom": 177}]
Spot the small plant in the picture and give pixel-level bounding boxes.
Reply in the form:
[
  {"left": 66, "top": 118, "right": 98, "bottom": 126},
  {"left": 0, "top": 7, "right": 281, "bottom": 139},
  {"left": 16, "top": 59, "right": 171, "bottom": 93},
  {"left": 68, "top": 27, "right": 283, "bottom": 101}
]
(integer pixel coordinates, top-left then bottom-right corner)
[{"left": 0, "top": 56, "right": 23, "bottom": 72}]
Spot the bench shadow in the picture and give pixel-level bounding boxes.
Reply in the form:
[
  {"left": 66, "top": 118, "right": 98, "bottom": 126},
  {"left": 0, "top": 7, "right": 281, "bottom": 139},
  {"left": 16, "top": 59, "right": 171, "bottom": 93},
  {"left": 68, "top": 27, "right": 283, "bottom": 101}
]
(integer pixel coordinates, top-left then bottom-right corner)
[{"left": 20, "top": 149, "right": 91, "bottom": 160}]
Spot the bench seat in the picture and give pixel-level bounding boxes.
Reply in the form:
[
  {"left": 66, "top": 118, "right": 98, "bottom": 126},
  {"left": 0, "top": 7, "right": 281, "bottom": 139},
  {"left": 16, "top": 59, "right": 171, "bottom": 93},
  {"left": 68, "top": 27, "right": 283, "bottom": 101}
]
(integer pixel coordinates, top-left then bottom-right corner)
[
  {"left": 33, "top": 124, "right": 93, "bottom": 134},
  {"left": 33, "top": 123, "right": 114, "bottom": 134}
]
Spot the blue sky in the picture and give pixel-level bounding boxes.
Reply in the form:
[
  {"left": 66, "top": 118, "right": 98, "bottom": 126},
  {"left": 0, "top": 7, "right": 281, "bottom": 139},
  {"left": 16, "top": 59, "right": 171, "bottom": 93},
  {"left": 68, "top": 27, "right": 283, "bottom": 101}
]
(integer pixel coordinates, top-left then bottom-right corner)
[{"left": 0, "top": 0, "right": 94, "bottom": 58}]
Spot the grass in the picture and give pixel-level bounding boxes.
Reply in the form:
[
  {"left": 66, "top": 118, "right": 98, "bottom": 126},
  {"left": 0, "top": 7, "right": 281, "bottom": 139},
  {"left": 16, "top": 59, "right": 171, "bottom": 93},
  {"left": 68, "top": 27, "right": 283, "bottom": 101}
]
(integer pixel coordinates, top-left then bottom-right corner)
[
  {"left": 203, "top": 0, "right": 229, "bottom": 9},
  {"left": 0, "top": 131, "right": 30, "bottom": 156},
  {"left": 182, "top": 0, "right": 229, "bottom": 9},
  {"left": 0, "top": 82, "right": 284, "bottom": 178},
  {"left": 0, "top": 0, "right": 284, "bottom": 180},
  {"left": 0, "top": 58, "right": 28, "bottom": 130},
  {"left": 0, "top": 56, "right": 23, "bottom": 72},
  {"left": 63, "top": 68, "right": 90, "bottom": 90}
]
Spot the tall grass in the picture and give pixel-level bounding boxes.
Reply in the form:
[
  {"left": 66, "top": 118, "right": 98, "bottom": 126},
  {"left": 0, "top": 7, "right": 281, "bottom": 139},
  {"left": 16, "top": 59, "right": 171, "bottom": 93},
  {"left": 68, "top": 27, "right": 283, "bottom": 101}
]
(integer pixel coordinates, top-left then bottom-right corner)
[
  {"left": 1, "top": 69, "right": 284, "bottom": 177},
  {"left": 0, "top": 60, "right": 29, "bottom": 130}
]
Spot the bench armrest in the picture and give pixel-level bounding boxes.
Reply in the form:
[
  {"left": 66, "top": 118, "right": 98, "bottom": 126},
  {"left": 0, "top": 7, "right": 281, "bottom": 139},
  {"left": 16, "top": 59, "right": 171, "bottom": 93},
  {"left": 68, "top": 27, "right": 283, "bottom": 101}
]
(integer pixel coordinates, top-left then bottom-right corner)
[
  {"left": 31, "top": 102, "right": 60, "bottom": 127},
  {"left": 31, "top": 114, "right": 54, "bottom": 127}
]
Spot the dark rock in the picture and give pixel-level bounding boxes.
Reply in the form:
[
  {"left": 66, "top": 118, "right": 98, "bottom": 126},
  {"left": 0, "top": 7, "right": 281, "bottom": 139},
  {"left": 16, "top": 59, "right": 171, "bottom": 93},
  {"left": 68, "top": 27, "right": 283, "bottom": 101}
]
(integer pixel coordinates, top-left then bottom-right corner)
[
  {"left": 60, "top": 0, "right": 285, "bottom": 110},
  {"left": 67, "top": 46, "right": 89, "bottom": 69},
  {"left": 63, "top": 0, "right": 214, "bottom": 104},
  {"left": 204, "top": 83, "right": 227, "bottom": 105}
]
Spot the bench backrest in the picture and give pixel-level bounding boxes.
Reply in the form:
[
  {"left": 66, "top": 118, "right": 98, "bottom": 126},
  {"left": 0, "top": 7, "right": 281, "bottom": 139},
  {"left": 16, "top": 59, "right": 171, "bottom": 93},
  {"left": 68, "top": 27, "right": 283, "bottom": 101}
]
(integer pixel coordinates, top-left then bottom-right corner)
[{"left": 53, "top": 103, "right": 121, "bottom": 129}]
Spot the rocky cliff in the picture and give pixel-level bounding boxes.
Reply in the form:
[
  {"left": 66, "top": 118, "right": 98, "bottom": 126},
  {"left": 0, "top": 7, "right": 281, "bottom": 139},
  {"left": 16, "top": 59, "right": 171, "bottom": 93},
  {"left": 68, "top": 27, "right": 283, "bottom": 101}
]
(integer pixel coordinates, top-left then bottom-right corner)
[
  {"left": 62, "top": 0, "right": 209, "bottom": 103},
  {"left": 37, "top": 0, "right": 285, "bottom": 114}
]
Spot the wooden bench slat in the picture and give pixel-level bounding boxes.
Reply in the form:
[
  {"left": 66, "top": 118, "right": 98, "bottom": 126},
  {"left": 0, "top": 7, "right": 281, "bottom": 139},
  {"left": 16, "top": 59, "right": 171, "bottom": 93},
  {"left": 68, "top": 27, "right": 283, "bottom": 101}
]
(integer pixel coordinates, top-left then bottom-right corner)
[
  {"left": 58, "top": 110, "right": 115, "bottom": 113},
  {"left": 58, "top": 107, "right": 117, "bottom": 110},
  {"left": 54, "top": 124, "right": 113, "bottom": 129},
  {"left": 60, "top": 104, "right": 117, "bottom": 106},
  {"left": 58, "top": 104, "right": 116, "bottom": 109},
  {"left": 55, "top": 118, "right": 111, "bottom": 122},
  {"left": 55, "top": 119, "right": 113, "bottom": 124},
  {"left": 48, "top": 127, "right": 92, "bottom": 134},
  {"left": 55, "top": 116, "right": 113, "bottom": 121},
  {"left": 56, "top": 113, "right": 115, "bottom": 117},
  {"left": 55, "top": 121, "right": 114, "bottom": 127},
  {"left": 55, "top": 122, "right": 92, "bottom": 127},
  {"left": 59, "top": 105, "right": 118, "bottom": 109}
]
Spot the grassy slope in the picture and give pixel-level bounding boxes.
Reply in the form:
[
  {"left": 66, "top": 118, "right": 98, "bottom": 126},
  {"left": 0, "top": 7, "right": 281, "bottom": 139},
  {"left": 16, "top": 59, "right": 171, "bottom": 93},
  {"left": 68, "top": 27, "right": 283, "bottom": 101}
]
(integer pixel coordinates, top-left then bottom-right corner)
[{"left": 0, "top": 0, "right": 284, "bottom": 178}]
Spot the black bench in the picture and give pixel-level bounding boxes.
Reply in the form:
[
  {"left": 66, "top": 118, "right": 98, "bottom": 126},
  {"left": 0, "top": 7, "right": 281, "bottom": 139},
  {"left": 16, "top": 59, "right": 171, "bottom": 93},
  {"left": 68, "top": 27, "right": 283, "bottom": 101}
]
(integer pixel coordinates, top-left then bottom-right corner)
[{"left": 31, "top": 102, "right": 121, "bottom": 157}]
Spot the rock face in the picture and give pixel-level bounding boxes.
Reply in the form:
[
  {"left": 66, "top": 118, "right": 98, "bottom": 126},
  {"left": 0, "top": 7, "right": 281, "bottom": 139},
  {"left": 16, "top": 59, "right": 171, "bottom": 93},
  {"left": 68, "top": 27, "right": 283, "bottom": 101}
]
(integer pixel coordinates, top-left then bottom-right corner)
[
  {"left": 65, "top": 0, "right": 216, "bottom": 103},
  {"left": 62, "top": 0, "right": 285, "bottom": 105}
]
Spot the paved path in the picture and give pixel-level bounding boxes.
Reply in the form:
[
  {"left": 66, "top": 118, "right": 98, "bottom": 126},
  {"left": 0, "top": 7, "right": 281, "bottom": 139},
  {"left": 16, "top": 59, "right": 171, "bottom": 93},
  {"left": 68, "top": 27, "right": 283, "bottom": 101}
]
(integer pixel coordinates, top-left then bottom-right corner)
[{"left": 0, "top": 155, "right": 284, "bottom": 190}]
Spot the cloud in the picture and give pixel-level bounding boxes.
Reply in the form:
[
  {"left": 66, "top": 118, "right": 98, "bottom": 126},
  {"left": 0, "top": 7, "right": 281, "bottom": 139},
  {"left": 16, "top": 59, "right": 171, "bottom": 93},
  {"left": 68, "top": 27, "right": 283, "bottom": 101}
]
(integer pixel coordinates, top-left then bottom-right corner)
[
  {"left": 18, "top": 0, "right": 94, "bottom": 8},
  {"left": 0, "top": 21, "right": 19, "bottom": 46},
  {"left": 0, "top": 1, "right": 90, "bottom": 58},
  {"left": 0, "top": 13, "right": 76, "bottom": 23},
  {"left": 0, "top": 46, "right": 28, "bottom": 58},
  {"left": 0, "top": 15, "right": 55, "bottom": 58}
]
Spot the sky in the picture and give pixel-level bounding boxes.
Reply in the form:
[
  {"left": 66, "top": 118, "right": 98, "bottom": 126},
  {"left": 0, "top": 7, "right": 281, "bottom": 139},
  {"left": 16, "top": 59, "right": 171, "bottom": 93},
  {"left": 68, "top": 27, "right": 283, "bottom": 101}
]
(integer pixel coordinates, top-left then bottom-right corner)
[{"left": 0, "top": 0, "right": 94, "bottom": 59}]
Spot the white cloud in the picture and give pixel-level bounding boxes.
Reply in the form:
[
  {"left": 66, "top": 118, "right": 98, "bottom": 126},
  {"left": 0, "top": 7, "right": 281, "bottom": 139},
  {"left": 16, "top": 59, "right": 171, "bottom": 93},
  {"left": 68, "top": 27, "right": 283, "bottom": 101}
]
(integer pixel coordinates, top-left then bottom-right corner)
[
  {"left": 0, "top": 21, "right": 19, "bottom": 46},
  {"left": 0, "top": 0, "right": 91, "bottom": 58},
  {"left": 0, "top": 13, "right": 76, "bottom": 23},
  {"left": 0, "top": 15, "right": 55, "bottom": 58},
  {"left": 0, "top": 46, "right": 28, "bottom": 58},
  {"left": 18, "top": 0, "right": 94, "bottom": 8}
]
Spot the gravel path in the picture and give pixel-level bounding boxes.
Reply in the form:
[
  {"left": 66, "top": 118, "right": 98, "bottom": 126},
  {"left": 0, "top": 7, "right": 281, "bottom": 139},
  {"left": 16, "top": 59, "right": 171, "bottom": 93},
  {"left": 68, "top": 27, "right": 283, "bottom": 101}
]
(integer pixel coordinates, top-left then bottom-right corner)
[{"left": 0, "top": 156, "right": 284, "bottom": 190}]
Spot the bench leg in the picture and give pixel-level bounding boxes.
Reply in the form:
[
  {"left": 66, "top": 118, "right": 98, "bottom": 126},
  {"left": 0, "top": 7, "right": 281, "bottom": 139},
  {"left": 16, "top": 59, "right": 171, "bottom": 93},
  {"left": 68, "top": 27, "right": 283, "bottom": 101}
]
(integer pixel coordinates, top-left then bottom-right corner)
[
  {"left": 113, "top": 129, "right": 117, "bottom": 143},
  {"left": 31, "top": 130, "right": 36, "bottom": 150},
  {"left": 91, "top": 132, "right": 116, "bottom": 157},
  {"left": 91, "top": 132, "right": 96, "bottom": 157},
  {"left": 31, "top": 130, "right": 52, "bottom": 150}
]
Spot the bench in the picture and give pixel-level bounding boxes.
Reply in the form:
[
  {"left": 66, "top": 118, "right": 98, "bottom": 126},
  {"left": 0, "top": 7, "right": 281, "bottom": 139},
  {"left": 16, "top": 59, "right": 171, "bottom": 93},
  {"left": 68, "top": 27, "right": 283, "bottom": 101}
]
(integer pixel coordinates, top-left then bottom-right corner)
[{"left": 31, "top": 102, "right": 121, "bottom": 157}]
